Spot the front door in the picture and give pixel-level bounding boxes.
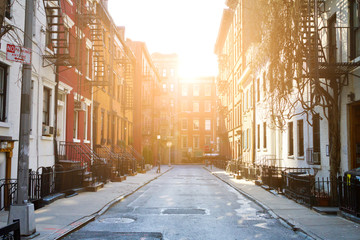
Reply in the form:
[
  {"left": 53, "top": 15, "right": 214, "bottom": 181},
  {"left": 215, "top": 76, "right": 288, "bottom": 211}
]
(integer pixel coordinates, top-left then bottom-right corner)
[{"left": 350, "top": 103, "right": 360, "bottom": 169}]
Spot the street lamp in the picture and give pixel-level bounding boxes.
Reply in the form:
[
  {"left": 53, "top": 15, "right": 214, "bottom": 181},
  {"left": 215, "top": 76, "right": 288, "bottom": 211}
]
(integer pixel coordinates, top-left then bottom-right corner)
[{"left": 166, "top": 141, "right": 172, "bottom": 167}]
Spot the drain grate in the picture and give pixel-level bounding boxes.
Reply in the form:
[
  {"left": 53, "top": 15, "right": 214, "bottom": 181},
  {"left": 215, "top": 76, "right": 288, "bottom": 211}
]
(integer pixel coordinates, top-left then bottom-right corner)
[{"left": 162, "top": 208, "right": 207, "bottom": 215}]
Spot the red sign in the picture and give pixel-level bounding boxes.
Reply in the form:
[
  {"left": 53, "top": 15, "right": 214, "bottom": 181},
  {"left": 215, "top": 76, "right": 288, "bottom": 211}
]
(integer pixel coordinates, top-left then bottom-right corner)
[{"left": 6, "top": 44, "right": 31, "bottom": 64}]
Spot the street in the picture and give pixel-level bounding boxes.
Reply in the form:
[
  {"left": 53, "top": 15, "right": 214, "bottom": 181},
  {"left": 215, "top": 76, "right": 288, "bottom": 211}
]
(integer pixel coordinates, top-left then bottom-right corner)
[{"left": 64, "top": 166, "right": 304, "bottom": 240}]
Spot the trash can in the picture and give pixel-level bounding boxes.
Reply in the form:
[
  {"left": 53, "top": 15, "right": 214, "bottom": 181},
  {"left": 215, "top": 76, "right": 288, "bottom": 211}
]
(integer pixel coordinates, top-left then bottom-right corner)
[{"left": 345, "top": 167, "right": 360, "bottom": 182}]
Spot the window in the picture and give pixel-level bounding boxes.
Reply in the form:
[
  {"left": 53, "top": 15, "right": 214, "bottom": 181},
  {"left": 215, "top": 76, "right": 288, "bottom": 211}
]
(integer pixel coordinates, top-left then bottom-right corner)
[
  {"left": 181, "top": 119, "right": 188, "bottom": 130},
  {"left": 205, "top": 119, "right": 211, "bottom": 131},
  {"left": 85, "top": 48, "right": 90, "bottom": 78},
  {"left": 170, "top": 84, "right": 174, "bottom": 92},
  {"left": 193, "top": 120, "right": 199, "bottom": 130},
  {"left": 0, "top": 65, "right": 7, "bottom": 122},
  {"left": 205, "top": 101, "right": 211, "bottom": 112},
  {"left": 313, "top": 114, "right": 320, "bottom": 153},
  {"left": 288, "top": 122, "right": 294, "bottom": 156},
  {"left": 181, "top": 101, "right": 187, "bottom": 112},
  {"left": 107, "top": 113, "right": 111, "bottom": 142},
  {"left": 193, "top": 102, "right": 199, "bottom": 112},
  {"left": 101, "top": 110, "right": 105, "bottom": 141},
  {"left": 162, "top": 84, "right": 167, "bottom": 91},
  {"left": 181, "top": 135, "right": 188, "bottom": 148},
  {"left": 257, "top": 78, "right": 260, "bottom": 102},
  {"left": 5, "top": 0, "right": 12, "bottom": 19},
  {"left": 182, "top": 85, "right": 188, "bottom": 96},
  {"left": 43, "top": 87, "right": 51, "bottom": 125},
  {"left": 263, "top": 122, "right": 267, "bottom": 149},
  {"left": 350, "top": 1, "right": 360, "bottom": 59},
  {"left": 193, "top": 136, "right": 200, "bottom": 149},
  {"left": 205, "top": 136, "right": 211, "bottom": 146},
  {"left": 193, "top": 84, "right": 200, "bottom": 96},
  {"left": 162, "top": 69, "right": 167, "bottom": 77},
  {"left": 73, "top": 110, "right": 78, "bottom": 139},
  {"left": 298, "top": 119, "right": 304, "bottom": 157},
  {"left": 84, "top": 106, "right": 88, "bottom": 140},
  {"left": 328, "top": 14, "right": 337, "bottom": 63},
  {"left": 170, "top": 68, "right": 175, "bottom": 77},
  {"left": 205, "top": 84, "right": 211, "bottom": 96}
]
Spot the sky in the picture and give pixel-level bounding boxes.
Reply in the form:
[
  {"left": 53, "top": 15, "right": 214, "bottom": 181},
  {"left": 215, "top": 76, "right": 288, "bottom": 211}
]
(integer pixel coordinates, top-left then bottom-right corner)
[{"left": 108, "top": 0, "right": 226, "bottom": 78}]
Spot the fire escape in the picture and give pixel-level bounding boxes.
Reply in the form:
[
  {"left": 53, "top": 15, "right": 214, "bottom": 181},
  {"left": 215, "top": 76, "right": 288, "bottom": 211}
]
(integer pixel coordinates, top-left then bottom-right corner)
[
  {"left": 43, "top": 0, "right": 76, "bottom": 66},
  {"left": 79, "top": 1, "right": 108, "bottom": 86},
  {"left": 301, "top": 0, "right": 360, "bottom": 81}
]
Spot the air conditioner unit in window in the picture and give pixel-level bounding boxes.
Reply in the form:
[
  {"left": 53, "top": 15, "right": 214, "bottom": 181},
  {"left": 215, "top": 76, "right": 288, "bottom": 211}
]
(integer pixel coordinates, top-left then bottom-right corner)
[
  {"left": 74, "top": 101, "right": 86, "bottom": 111},
  {"left": 42, "top": 125, "right": 54, "bottom": 136}
]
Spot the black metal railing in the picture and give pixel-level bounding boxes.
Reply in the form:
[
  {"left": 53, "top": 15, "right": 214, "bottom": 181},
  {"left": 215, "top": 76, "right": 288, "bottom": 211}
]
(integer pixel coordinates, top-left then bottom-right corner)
[
  {"left": 0, "top": 179, "right": 17, "bottom": 211},
  {"left": 0, "top": 219, "right": 20, "bottom": 240},
  {"left": 113, "top": 145, "right": 137, "bottom": 175},
  {"left": 338, "top": 175, "right": 360, "bottom": 217},
  {"left": 28, "top": 167, "right": 55, "bottom": 203},
  {"left": 282, "top": 170, "right": 314, "bottom": 206},
  {"left": 58, "top": 142, "right": 92, "bottom": 168}
]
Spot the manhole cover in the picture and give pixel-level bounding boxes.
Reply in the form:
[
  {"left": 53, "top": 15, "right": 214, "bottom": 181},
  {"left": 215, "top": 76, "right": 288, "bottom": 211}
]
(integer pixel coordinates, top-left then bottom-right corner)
[
  {"left": 162, "top": 208, "right": 207, "bottom": 215},
  {"left": 99, "top": 217, "right": 135, "bottom": 223}
]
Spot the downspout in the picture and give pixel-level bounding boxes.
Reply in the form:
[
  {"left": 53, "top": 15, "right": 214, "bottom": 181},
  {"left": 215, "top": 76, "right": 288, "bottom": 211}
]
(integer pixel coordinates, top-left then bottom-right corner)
[{"left": 53, "top": 66, "right": 59, "bottom": 164}]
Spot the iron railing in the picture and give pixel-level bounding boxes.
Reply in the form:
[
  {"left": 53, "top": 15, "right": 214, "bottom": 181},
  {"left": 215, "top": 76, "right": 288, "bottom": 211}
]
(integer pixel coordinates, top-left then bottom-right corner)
[
  {"left": 0, "top": 179, "right": 17, "bottom": 211},
  {"left": 338, "top": 176, "right": 360, "bottom": 217},
  {"left": 0, "top": 219, "right": 20, "bottom": 240}
]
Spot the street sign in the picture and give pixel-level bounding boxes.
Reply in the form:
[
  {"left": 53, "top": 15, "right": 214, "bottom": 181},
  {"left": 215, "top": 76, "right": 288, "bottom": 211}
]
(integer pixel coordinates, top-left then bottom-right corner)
[{"left": 6, "top": 44, "right": 31, "bottom": 64}]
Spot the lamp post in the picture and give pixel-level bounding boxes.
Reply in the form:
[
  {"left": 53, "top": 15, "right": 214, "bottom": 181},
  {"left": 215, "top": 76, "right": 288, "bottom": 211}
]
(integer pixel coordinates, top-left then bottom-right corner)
[{"left": 166, "top": 141, "right": 172, "bottom": 167}]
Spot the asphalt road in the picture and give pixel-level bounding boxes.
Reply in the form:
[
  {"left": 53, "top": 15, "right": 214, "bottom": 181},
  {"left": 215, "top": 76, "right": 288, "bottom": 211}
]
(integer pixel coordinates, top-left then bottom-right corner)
[{"left": 64, "top": 166, "right": 304, "bottom": 240}]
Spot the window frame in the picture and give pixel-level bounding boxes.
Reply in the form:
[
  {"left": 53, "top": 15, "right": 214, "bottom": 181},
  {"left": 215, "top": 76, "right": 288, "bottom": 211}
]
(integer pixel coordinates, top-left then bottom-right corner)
[{"left": 0, "top": 65, "right": 7, "bottom": 122}]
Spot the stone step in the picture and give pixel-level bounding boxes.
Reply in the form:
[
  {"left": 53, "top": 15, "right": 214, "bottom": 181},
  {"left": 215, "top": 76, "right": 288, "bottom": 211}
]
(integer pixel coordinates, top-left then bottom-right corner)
[
  {"left": 86, "top": 182, "right": 104, "bottom": 192},
  {"left": 111, "top": 175, "right": 126, "bottom": 182}
]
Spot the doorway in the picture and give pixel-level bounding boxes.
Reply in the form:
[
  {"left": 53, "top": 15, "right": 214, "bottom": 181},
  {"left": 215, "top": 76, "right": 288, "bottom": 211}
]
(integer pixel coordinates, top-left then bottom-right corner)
[{"left": 350, "top": 103, "right": 360, "bottom": 169}]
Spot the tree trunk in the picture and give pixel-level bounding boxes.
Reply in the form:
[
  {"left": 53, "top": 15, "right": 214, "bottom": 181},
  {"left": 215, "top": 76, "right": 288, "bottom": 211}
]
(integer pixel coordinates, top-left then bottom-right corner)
[{"left": 328, "top": 81, "right": 340, "bottom": 201}]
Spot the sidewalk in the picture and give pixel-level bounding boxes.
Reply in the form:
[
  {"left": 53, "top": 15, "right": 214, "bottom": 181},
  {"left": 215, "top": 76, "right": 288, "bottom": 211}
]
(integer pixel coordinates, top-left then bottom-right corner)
[
  {"left": 0, "top": 165, "right": 173, "bottom": 240},
  {"left": 205, "top": 166, "right": 360, "bottom": 240}
]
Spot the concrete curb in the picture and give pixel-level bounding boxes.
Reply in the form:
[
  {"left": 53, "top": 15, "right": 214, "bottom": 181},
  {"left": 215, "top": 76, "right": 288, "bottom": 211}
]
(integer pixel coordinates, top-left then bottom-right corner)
[
  {"left": 204, "top": 167, "right": 321, "bottom": 240},
  {"left": 41, "top": 167, "right": 174, "bottom": 240}
]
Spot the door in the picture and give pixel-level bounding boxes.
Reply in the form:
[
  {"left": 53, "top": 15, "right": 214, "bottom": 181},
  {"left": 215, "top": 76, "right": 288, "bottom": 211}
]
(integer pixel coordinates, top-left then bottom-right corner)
[{"left": 350, "top": 103, "right": 360, "bottom": 169}]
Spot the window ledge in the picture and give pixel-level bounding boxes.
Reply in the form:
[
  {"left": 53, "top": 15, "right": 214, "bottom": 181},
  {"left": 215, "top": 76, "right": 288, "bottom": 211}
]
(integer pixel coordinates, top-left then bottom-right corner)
[
  {"left": 263, "top": 148, "right": 267, "bottom": 152},
  {"left": 41, "top": 136, "right": 53, "bottom": 141},
  {"left": 288, "top": 155, "right": 294, "bottom": 159},
  {"left": 85, "top": 76, "right": 92, "bottom": 81},
  {"left": 297, "top": 156, "right": 305, "bottom": 160},
  {"left": 73, "top": 138, "right": 81, "bottom": 143},
  {"left": 0, "top": 122, "right": 10, "bottom": 128},
  {"left": 84, "top": 140, "right": 90, "bottom": 144}
]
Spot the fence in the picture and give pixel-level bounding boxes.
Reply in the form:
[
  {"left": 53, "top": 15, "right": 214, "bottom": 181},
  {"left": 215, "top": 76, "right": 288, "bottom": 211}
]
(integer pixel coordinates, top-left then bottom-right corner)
[
  {"left": 338, "top": 176, "right": 360, "bottom": 217},
  {"left": 0, "top": 220, "right": 20, "bottom": 240},
  {"left": 0, "top": 179, "right": 17, "bottom": 211}
]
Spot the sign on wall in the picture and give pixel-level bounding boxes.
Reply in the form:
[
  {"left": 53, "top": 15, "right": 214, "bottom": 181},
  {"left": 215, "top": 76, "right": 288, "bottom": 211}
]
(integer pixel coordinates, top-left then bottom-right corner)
[{"left": 6, "top": 44, "right": 31, "bottom": 64}]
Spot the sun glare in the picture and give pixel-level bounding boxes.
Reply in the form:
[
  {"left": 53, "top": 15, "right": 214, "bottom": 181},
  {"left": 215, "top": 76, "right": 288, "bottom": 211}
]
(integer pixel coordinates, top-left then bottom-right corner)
[{"left": 108, "top": 0, "right": 224, "bottom": 78}]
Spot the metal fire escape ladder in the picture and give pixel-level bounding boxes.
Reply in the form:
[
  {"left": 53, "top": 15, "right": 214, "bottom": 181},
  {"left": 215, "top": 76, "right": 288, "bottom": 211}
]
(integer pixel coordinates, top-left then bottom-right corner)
[
  {"left": 86, "top": 3, "right": 108, "bottom": 86},
  {"left": 124, "top": 63, "right": 134, "bottom": 110},
  {"left": 300, "top": 0, "right": 326, "bottom": 81},
  {"left": 43, "top": 0, "right": 75, "bottom": 66}
]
